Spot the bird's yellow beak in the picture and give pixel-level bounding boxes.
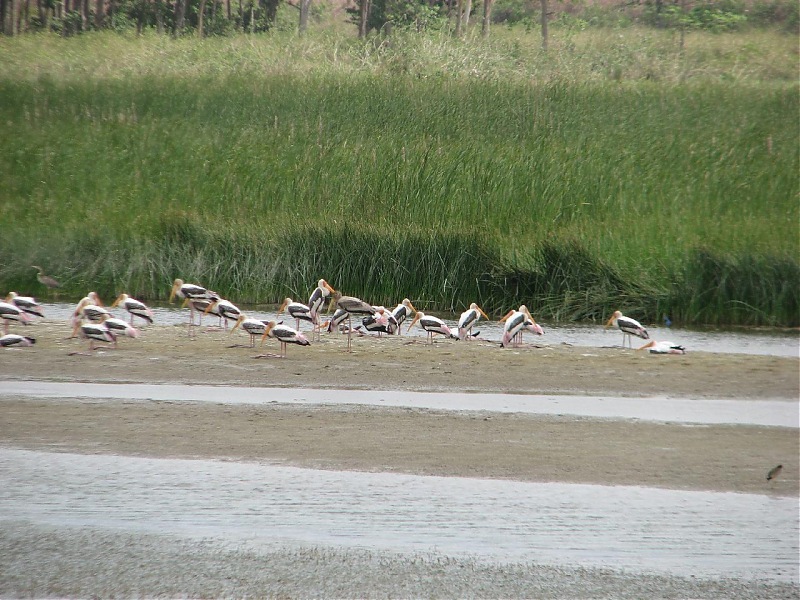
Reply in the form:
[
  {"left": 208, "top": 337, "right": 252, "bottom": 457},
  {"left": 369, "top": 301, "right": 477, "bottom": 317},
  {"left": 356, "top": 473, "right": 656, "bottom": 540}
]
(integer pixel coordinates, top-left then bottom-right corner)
[
  {"left": 478, "top": 306, "right": 489, "bottom": 320},
  {"left": 231, "top": 315, "right": 245, "bottom": 333},
  {"left": 169, "top": 282, "right": 180, "bottom": 303},
  {"left": 498, "top": 309, "right": 514, "bottom": 323},
  {"left": 636, "top": 340, "right": 654, "bottom": 351},
  {"left": 260, "top": 321, "right": 276, "bottom": 345},
  {"left": 111, "top": 294, "right": 123, "bottom": 308},
  {"left": 204, "top": 302, "right": 218, "bottom": 315},
  {"left": 605, "top": 315, "right": 615, "bottom": 328},
  {"left": 407, "top": 312, "right": 422, "bottom": 333},
  {"left": 406, "top": 300, "right": 418, "bottom": 314},
  {"left": 324, "top": 281, "right": 336, "bottom": 294},
  {"left": 278, "top": 299, "right": 289, "bottom": 314}
]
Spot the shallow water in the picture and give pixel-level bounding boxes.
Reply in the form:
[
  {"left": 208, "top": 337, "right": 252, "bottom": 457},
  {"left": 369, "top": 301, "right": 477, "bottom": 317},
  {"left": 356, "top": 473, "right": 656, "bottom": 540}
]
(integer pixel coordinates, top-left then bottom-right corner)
[
  {"left": 2, "top": 380, "right": 797, "bottom": 428},
  {"left": 35, "top": 302, "right": 800, "bottom": 357},
  {"left": 1, "top": 448, "right": 797, "bottom": 583}
]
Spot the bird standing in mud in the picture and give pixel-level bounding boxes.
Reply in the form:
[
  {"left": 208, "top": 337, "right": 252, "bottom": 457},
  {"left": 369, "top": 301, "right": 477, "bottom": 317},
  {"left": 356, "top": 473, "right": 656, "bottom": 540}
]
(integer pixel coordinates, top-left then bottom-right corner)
[
  {"left": 308, "top": 279, "right": 336, "bottom": 340},
  {"left": 499, "top": 305, "right": 543, "bottom": 348},
  {"left": 259, "top": 320, "right": 310, "bottom": 358},
  {"left": 605, "top": 310, "right": 649, "bottom": 348},
  {"left": 407, "top": 311, "right": 454, "bottom": 344},
  {"left": 335, "top": 293, "right": 377, "bottom": 352},
  {"left": 112, "top": 293, "right": 154, "bottom": 326},
  {"left": 458, "top": 303, "right": 489, "bottom": 341}
]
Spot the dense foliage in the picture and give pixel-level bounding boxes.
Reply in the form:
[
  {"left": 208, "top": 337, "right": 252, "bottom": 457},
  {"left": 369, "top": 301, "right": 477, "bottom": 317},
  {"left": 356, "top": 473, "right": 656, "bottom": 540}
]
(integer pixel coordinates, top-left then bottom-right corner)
[{"left": 0, "top": 29, "right": 797, "bottom": 326}]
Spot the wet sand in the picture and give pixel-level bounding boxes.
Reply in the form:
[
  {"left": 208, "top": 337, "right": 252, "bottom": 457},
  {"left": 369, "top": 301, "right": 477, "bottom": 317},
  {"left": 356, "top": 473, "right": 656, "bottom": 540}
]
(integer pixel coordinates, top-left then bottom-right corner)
[{"left": 1, "top": 321, "right": 798, "bottom": 598}]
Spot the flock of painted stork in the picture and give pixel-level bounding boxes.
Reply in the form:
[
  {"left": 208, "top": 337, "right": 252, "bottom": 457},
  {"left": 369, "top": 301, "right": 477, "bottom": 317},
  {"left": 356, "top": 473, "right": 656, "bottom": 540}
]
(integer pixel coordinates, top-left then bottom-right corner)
[{"left": 0, "top": 276, "right": 687, "bottom": 356}]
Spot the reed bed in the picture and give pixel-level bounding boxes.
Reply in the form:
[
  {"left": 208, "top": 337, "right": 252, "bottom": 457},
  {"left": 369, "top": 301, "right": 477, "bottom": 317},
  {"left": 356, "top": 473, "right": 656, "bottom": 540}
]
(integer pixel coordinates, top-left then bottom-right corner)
[{"left": 0, "top": 29, "right": 797, "bottom": 326}]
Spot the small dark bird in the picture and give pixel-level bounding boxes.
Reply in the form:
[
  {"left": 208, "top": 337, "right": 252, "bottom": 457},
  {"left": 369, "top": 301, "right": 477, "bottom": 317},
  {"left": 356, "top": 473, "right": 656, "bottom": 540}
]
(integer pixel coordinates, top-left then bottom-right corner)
[
  {"left": 31, "top": 265, "right": 61, "bottom": 289},
  {"left": 766, "top": 465, "right": 783, "bottom": 481}
]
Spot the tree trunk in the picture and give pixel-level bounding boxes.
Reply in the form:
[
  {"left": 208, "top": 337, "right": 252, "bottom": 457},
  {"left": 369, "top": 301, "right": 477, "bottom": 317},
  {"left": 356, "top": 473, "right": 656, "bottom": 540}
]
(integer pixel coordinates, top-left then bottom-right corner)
[
  {"left": 155, "top": 0, "right": 164, "bottom": 32},
  {"left": 197, "top": 0, "right": 206, "bottom": 35},
  {"left": 10, "top": 0, "right": 20, "bottom": 34},
  {"left": 453, "top": 0, "right": 461, "bottom": 36},
  {"left": 358, "top": 0, "right": 368, "bottom": 37},
  {"left": 94, "top": 0, "right": 103, "bottom": 27},
  {"left": 480, "top": 0, "right": 492, "bottom": 37},
  {"left": 298, "top": 0, "right": 310, "bottom": 34},
  {"left": 540, "top": 0, "right": 548, "bottom": 51},
  {"left": 461, "top": 0, "right": 470, "bottom": 31},
  {"left": 174, "top": 0, "right": 185, "bottom": 35}
]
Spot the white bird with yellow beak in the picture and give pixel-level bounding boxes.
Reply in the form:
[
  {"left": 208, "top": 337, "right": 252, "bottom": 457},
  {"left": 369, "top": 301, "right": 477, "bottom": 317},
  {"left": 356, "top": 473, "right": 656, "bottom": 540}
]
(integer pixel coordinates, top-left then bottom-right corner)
[
  {"left": 259, "top": 320, "right": 310, "bottom": 357},
  {"left": 458, "top": 302, "right": 489, "bottom": 341},
  {"left": 606, "top": 310, "right": 649, "bottom": 348},
  {"left": 407, "top": 311, "right": 454, "bottom": 344}
]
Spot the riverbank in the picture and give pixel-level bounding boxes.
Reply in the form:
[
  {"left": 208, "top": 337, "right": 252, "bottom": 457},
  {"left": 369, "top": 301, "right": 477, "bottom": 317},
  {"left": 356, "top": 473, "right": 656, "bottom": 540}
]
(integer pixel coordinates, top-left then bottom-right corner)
[{"left": 1, "top": 320, "right": 798, "bottom": 598}]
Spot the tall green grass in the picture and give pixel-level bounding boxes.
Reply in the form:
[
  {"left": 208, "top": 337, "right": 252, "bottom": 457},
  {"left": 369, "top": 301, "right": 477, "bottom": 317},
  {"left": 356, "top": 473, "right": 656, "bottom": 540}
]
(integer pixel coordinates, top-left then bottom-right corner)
[{"left": 0, "top": 30, "right": 797, "bottom": 325}]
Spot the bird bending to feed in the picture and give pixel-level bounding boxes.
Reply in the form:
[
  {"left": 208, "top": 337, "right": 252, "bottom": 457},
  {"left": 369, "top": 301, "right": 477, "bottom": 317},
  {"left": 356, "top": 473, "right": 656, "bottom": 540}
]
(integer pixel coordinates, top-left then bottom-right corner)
[
  {"left": 335, "top": 293, "right": 377, "bottom": 352},
  {"left": 458, "top": 303, "right": 489, "bottom": 341},
  {"left": 204, "top": 298, "right": 242, "bottom": 329},
  {"left": 606, "top": 310, "right": 649, "bottom": 348},
  {"left": 170, "top": 279, "right": 217, "bottom": 332},
  {"left": 323, "top": 308, "right": 350, "bottom": 334},
  {"left": 278, "top": 297, "right": 313, "bottom": 332},
  {"left": 72, "top": 296, "right": 110, "bottom": 325},
  {"left": 361, "top": 308, "right": 397, "bottom": 336},
  {"left": 308, "top": 279, "right": 337, "bottom": 340},
  {"left": 0, "top": 334, "right": 36, "bottom": 348},
  {"left": 391, "top": 298, "right": 417, "bottom": 334},
  {"left": 766, "top": 465, "right": 783, "bottom": 481},
  {"left": 112, "top": 293, "right": 154, "bottom": 325},
  {"left": 230, "top": 315, "right": 270, "bottom": 347},
  {"left": 98, "top": 315, "right": 139, "bottom": 348},
  {"left": 407, "top": 311, "right": 454, "bottom": 344},
  {"left": 0, "top": 301, "right": 33, "bottom": 334},
  {"left": 637, "top": 340, "right": 686, "bottom": 355},
  {"left": 76, "top": 322, "right": 116, "bottom": 352},
  {"left": 499, "top": 305, "right": 543, "bottom": 348},
  {"left": 31, "top": 265, "right": 61, "bottom": 290},
  {"left": 259, "top": 320, "right": 310, "bottom": 357},
  {"left": 5, "top": 292, "right": 45, "bottom": 318}
]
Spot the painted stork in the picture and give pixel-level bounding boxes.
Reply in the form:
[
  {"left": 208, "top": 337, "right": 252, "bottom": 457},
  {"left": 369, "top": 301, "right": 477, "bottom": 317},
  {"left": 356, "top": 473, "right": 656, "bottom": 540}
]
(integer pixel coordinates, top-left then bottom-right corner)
[
  {"left": 31, "top": 265, "right": 60, "bottom": 290},
  {"left": 204, "top": 298, "right": 242, "bottom": 329},
  {"left": 259, "top": 320, "right": 310, "bottom": 357},
  {"left": 500, "top": 306, "right": 543, "bottom": 348},
  {"left": 170, "top": 279, "right": 215, "bottom": 330},
  {"left": 637, "top": 340, "right": 686, "bottom": 354},
  {"left": 0, "top": 333, "right": 36, "bottom": 348},
  {"left": 77, "top": 322, "right": 116, "bottom": 352},
  {"left": 99, "top": 316, "right": 140, "bottom": 348},
  {"left": 335, "top": 293, "right": 377, "bottom": 352},
  {"left": 606, "top": 310, "right": 649, "bottom": 348},
  {"left": 230, "top": 315, "right": 270, "bottom": 347},
  {"left": 458, "top": 302, "right": 489, "bottom": 341},
  {"left": 72, "top": 296, "right": 110, "bottom": 325},
  {"left": 323, "top": 308, "right": 350, "bottom": 334},
  {"left": 407, "top": 311, "right": 454, "bottom": 344},
  {"left": 390, "top": 298, "right": 417, "bottom": 334},
  {"left": 308, "top": 279, "right": 336, "bottom": 340},
  {"left": 0, "top": 301, "right": 33, "bottom": 334},
  {"left": 361, "top": 308, "right": 397, "bottom": 336},
  {"left": 278, "top": 297, "right": 313, "bottom": 332},
  {"left": 5, "top": 292, "right": 45, "bottom": 318},
  {"left": 111, "top": 293, "right": 154, "bottom": 325}
]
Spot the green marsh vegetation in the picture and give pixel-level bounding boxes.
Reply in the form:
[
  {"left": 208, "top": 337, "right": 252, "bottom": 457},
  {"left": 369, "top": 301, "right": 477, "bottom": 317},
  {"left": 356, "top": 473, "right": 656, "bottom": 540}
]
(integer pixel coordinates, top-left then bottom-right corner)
[{"left": 0, "top": 25, "right": 797, "bottom": 326}]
